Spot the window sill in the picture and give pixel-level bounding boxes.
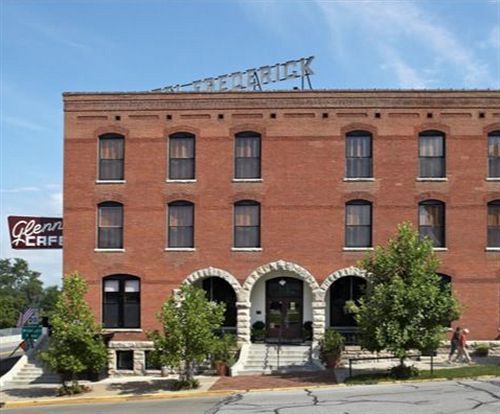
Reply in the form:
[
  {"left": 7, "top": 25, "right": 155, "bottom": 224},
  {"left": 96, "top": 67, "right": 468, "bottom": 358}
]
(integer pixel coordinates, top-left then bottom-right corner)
[
  {"left": 416, "top": 177, "right": 448, "bottom": 182},
  {"left": 165, "top": 179, "right": 196, "bottom": 183},
  {"left": 343, "top": 177, "right": 375, "bottom": 182},
  {"left": 485, "top": 247, "right": 500, "bottom": 251},
  {"left": 231, "top": 247, "right": 263, "bottom": 252},
  {"left": 485, "top": 177, "right": 500, "bottom": 181},
  {"left": 164, "top": 248, "right": 196, "bottom": 251},
  {"left": 432, "top": 247, "right": 448, "bottom": 251},
  {"left": 103, "top": 328, "right": 142, "bottom": 333},
  {"left": 94, "top": 248, "right": 125, "bottom": 253},
  {"left": 96, "top": 180, "right": 126, "bottom": 184},
  {"left": 232, "top": 178, "right": 263, "bottom": 183},
  {"left": 342, "top": 247, "right": 374, "bottom": 251}
]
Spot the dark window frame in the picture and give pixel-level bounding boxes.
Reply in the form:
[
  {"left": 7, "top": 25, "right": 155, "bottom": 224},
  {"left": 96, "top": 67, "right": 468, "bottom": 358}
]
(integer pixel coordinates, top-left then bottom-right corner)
[
  {"left": 98, "top": 134, "right": 124, "bottom": 181},
  {"left": 418, "top": 130, "right": 446, "bottom": 178},
  {"left": 168, "top": 132, "right": 195, "bottom": 180},
  {"left": 97, "top": 201, "right": 124, "bottom": 249},
  {"left": 116, "top": 350, "right": 134, "bottom": 370},
  {"left": 345, "top": 131, "right": 373, "bottom": 178},
  {"left": 418, "top": 199, "right": 446, "bottom": 247},
  {"left": 487, "top": 200, "right": 500, "bottom": 248},
  {"left": 329, "top": 276, "right": 367, "bottom": 328},
  {"left": 168, "top": 201, "right": 194, "bottom": 248},
  {"left": 234, "top": 200, "right": 261, "bottom": 248},
  {"left": 234, "top": 131, "right": 262, "bottom": 179},
  {"left": 103, "top": 274, "right": 140, "bottom": 329},
  {"left": 345, "top": 200, "right": 372, "bottom": 248},
  {"left": 488, "top": 131, "right": 500, "bottom": 178}
]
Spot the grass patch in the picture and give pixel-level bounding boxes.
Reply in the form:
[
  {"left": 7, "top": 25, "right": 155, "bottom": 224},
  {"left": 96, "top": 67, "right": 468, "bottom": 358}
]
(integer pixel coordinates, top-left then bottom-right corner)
[{"left": 345, "top": 364, "right": 500, "bottom": 385}]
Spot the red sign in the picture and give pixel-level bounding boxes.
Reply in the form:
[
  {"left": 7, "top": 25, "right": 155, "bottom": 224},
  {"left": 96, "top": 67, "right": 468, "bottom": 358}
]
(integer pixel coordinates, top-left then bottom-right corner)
[{"left": 8, "top": 216, "right": 63, "bottom": 249}]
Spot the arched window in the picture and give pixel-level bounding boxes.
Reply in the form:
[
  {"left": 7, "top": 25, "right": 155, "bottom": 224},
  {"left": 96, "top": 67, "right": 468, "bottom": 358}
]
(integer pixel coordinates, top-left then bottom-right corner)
[
  {"left": 234, "top": 200, "right": 260, "bottom": 248},
  {"left": 346, "top": 131, "right": 372, "bottom": 178},
  {"left": 235, "top": 132, "right": 261, "bottom": 179},
  {"left": 330, "top": 276, "right": 367, "bottom": 327},
  {"left": 169, "top": 132, "right": 195, "bottom": 180},
  {"left": 97, "top": 202, "right": 123, "bottom": 249},
  {"left": 201, "top": 277, "right": 237, "bottom": 328},
  {"left": 168, "top": 201, "right": 194, "bottom": 248},
  {"left": 99, "top": 134, "right": 124, "bottom": 181},
  {"left": 488, "top": 131, "right": 500, "bottom": 178},
  {"left": 487, "top": 200, "right": 500, "bottom": 247},
  {"left": 345, "top": 200, "right": 372, "bottom": 247},
  {"left": 103, "top": 275, "right": 140, "bottom": 328},
  {"left": 419, "top": 130, "right": 445, "bottom": 178},
  {"left": 419, "top": 200, "right": 445, "bottom": 247}
]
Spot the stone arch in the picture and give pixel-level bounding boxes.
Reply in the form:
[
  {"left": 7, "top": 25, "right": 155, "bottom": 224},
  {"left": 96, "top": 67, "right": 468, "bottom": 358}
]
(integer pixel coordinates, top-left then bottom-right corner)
[
  {"left": 237, "top": 260, "right": 324, "bottom": 344},
  {"left": 320, "top": 266, "right": 367, "bottom": 300},
  {"left": 239, "top": 259, "right": 321, "bottom": 303},
  {"left": 183, "top": 267, "right": 241, "bottom": 293}
]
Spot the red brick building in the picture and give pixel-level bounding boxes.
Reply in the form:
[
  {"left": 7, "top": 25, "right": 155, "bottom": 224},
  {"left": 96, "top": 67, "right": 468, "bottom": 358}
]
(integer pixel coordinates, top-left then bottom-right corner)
[{"left": 63, "top": 90, "right": 500, "bottom": 373}]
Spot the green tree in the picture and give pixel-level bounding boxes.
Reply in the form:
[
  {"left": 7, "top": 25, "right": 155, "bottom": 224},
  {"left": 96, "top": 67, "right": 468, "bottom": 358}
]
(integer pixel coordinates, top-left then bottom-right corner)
[
  {"left": 148, "top": 284, "right": 225, "bottom": 387},
  {"left": 40, "top": 272, "right": 108, "bottom": 392},
  {"left": 0, "top": 258, "right": 44, "bottom": 327},
  {"left": 352, "top": 223, "right": 460, "bottom": 371},
  {"left": 39, "top": 285, "right": 61, "bottom": 318}
]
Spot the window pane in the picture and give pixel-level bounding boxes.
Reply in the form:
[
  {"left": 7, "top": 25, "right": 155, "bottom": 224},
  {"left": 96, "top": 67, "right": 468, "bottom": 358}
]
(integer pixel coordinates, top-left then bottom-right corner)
[
  {"left": 123, "top": 303, "right": 140, "bottom": 328},
  {"left": 346, "top": 159, "right": 372, "bottom": 178},
  {"left": 169, "top": 227, "right": 194, "bottom": 248},
  {"left": 100, "top": 159, "right": 124, "bottom": 181},
  {"left": 103, "top": 303, "right": 120, "bottom": 328},
  {"left": 169, "top": 204, "right": 193, "bottom": 226},
  {"left": 346, "top": 136, "right": 371, "bottom": 157},
  {"left": 99, "top": 206, "right": 123, "bottom": 227},
  {"left": 100, "top": 137, "right": 124, "bottom": 159},
  {"left": 488, "top": 158, "right": 500, "bottom": 178},
  {"left": 419, "top": 135, "right": 443, "bottom": 156},
  {"left": 125, "top": 280, "right": 139, "bottom": 292},
  {"left": 488, "top": 135, "right": 500, "bottom": 157},
  {"left": 235, "top": 158, "right": 260, "bottom": 179},
  {"left": 236, "top": 136, "right": 260, "bottom": 157},
  {"left": 169, "top": 159, "right": 194, "bottom": 180},
  {"left": 488, "top": 228, "right": 500, "bottom": 247},
  {"left": 420, "top": 226, "right": 445, "bottom": 247},
  {"left": 235, "top": 205, "right": 259, "bottom": 226},
  {"left": 104, "top": 280, "right": 119, "bottom": 292},
  {"left": 419, "top": 204, "right": 443, "bottom": 226},
  {"left": 235, "top": 226, "right": 260, "bottom": 247},
  {"left": 98, "top": 228, "right": 123, "bottom": 249},
  {"left": 170, "top": 136, "right": 194, "bottom": 158},
  {"left": 346, "top": 204, "right": 370, "bottom": 226},
  {"left": 419, "top": 158, "right": 445, "bottom": 178},
  {"left": 116, "top": 351, "right": 134, "bottom": 370},
  {"left": 346, "top": 226, "right": 371, "bottom": 247}
]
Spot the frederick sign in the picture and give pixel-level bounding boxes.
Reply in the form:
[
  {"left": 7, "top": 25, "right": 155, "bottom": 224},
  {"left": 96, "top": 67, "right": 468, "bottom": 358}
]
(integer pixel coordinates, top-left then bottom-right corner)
[
  {"left": 153, "top": 56, "right": 315, "bottom": 93},
  {"left": 8, "top": 216, "right": 63, "bottom": 249}
]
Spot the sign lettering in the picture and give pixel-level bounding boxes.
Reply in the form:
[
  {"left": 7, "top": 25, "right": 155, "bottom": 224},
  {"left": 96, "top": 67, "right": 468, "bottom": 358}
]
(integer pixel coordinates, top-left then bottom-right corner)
[{"left": 8, "top": 216, "right": 63, "bottom": 249}]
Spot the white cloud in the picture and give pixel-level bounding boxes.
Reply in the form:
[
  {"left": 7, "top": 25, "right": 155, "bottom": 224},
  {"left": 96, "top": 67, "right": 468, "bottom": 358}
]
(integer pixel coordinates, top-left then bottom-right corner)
[{"left": 0, "top": 186, "right": 41, "bottom": 193}]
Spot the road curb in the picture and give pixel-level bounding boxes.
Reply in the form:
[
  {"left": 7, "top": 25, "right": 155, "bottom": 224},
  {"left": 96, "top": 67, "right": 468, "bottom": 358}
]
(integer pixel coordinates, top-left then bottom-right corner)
[{"left": 1, "top": 374, "right": 497, "bottom": 409}]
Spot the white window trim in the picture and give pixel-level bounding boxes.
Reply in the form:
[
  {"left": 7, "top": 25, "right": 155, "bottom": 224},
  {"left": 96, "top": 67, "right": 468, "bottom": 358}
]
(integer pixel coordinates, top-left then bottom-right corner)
[
  {"left": 485, "top": 247, "right": 500, "bottom": 251},
  {"left": 94, "top": 248, "right": 125, "bottom": 253},
  {"left": 342, "top": 247, "right": 374, "bottom": 251},
  {"left": 164, "top": 247, "right": 196, "bottom": 252},
  {"left": 165, "top": 179, "right": 197, "bottom": 183},
  {"left": 231, "top": 247, "right": 263, "bottom": 252},
  {"left": 485, "top": 177, "right": 500, "bottom": 181},
  {"left": 416, "top": 177, "right": 448, "bottom": 182},
  {"left": 232, "top": 178, "right": 263, "bottom": 183},
  {"left": 96, "top": 180, "right": 126, "bottom": 184},
  {"left": 432, "top": 247, "right": 448, "bottom": 251},
  {"left": 343, "top": 177, "right": 375, "bottom": 182}
]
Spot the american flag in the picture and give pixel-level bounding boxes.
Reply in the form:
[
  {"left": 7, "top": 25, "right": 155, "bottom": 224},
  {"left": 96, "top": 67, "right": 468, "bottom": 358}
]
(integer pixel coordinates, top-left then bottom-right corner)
[{"left": 16, "top": 308, "right": 35, "bottom": 327}]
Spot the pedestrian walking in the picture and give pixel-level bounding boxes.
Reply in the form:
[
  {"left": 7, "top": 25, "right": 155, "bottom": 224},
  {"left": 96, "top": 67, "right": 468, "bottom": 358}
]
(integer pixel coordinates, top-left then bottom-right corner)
[
  {"left": 455, "top": 328, "right": 472, "bottom": 364},
  {"left": 448, "top": 327, "right": 460, "bottom": 363}
]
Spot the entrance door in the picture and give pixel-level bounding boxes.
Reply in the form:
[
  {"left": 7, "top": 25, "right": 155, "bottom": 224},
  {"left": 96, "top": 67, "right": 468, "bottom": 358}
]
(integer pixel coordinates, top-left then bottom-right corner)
[{"left": 266, "top": 277, "right": 303, "bottom": 341}]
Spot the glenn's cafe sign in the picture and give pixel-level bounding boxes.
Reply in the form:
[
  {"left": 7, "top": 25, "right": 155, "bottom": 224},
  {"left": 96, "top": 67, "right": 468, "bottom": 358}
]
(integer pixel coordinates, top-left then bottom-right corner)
[
  {"left": 8, "top": 216, "right": 63, "bottom": 249},
  {"left": 153, "top": 56, "right": 315, "bottom": 93}
]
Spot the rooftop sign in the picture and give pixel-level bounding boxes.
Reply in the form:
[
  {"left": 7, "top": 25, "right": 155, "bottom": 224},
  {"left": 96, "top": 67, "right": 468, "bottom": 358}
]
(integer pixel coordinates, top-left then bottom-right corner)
[
  {"left": 153, "top": 56, "right": 314, "bottom": 93},
  {"left": 8, "top": 216, "right": 63, "bottom": 249}
]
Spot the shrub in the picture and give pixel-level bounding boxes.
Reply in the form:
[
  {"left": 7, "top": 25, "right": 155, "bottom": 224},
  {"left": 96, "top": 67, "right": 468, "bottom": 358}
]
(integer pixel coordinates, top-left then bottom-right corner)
[
  {"left": 474, "top": 344, "right": 489, "bottom": 357},
  {"left": 390, "top": 364, "right": 419, "bottom": 379},
  {"left": 319, "top": 329, "right": 344, "bottom": 363},
  {"left": 251, "top": 321, "right": 266, "bottom": 342},
  {"left": 171, "top": 378, "right": 200, "bottom": 390}
]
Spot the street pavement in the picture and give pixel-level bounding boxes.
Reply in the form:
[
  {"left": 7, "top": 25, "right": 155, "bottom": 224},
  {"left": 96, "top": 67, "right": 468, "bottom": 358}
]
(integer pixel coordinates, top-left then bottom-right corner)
[{"left": 2, "top": 377, "right": 499, "bottom": 414}]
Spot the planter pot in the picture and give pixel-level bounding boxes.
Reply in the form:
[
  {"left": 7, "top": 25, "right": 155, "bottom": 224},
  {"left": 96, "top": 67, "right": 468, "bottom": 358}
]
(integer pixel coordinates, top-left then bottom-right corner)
[
  {"left": 214, "top": 361, "right": 228, "bottom": 376},
  {"left": 324, "top": 353, "right": 341, "bottom": 369}
]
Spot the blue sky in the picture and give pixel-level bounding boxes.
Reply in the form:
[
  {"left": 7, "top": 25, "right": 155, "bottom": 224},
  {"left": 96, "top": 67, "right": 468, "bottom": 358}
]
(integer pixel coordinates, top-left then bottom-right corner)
[{"left": 1, "top": 0, "right": 499, "bottom": 286}]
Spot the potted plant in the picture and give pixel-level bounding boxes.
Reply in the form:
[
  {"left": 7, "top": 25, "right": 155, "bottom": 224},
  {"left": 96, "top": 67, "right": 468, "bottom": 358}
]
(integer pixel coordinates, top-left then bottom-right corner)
[
  {"left": 211, "top": 333, "right": 237, "bottom": 376},
  {"left": 302, "top": 321, "right": 313, "bottom": 341},
  {"left": 251, "top": 321, "right": 266, "bottom": 343},
  {"left": 319, "top": 329, "right": 345, "bottom": 369}
]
